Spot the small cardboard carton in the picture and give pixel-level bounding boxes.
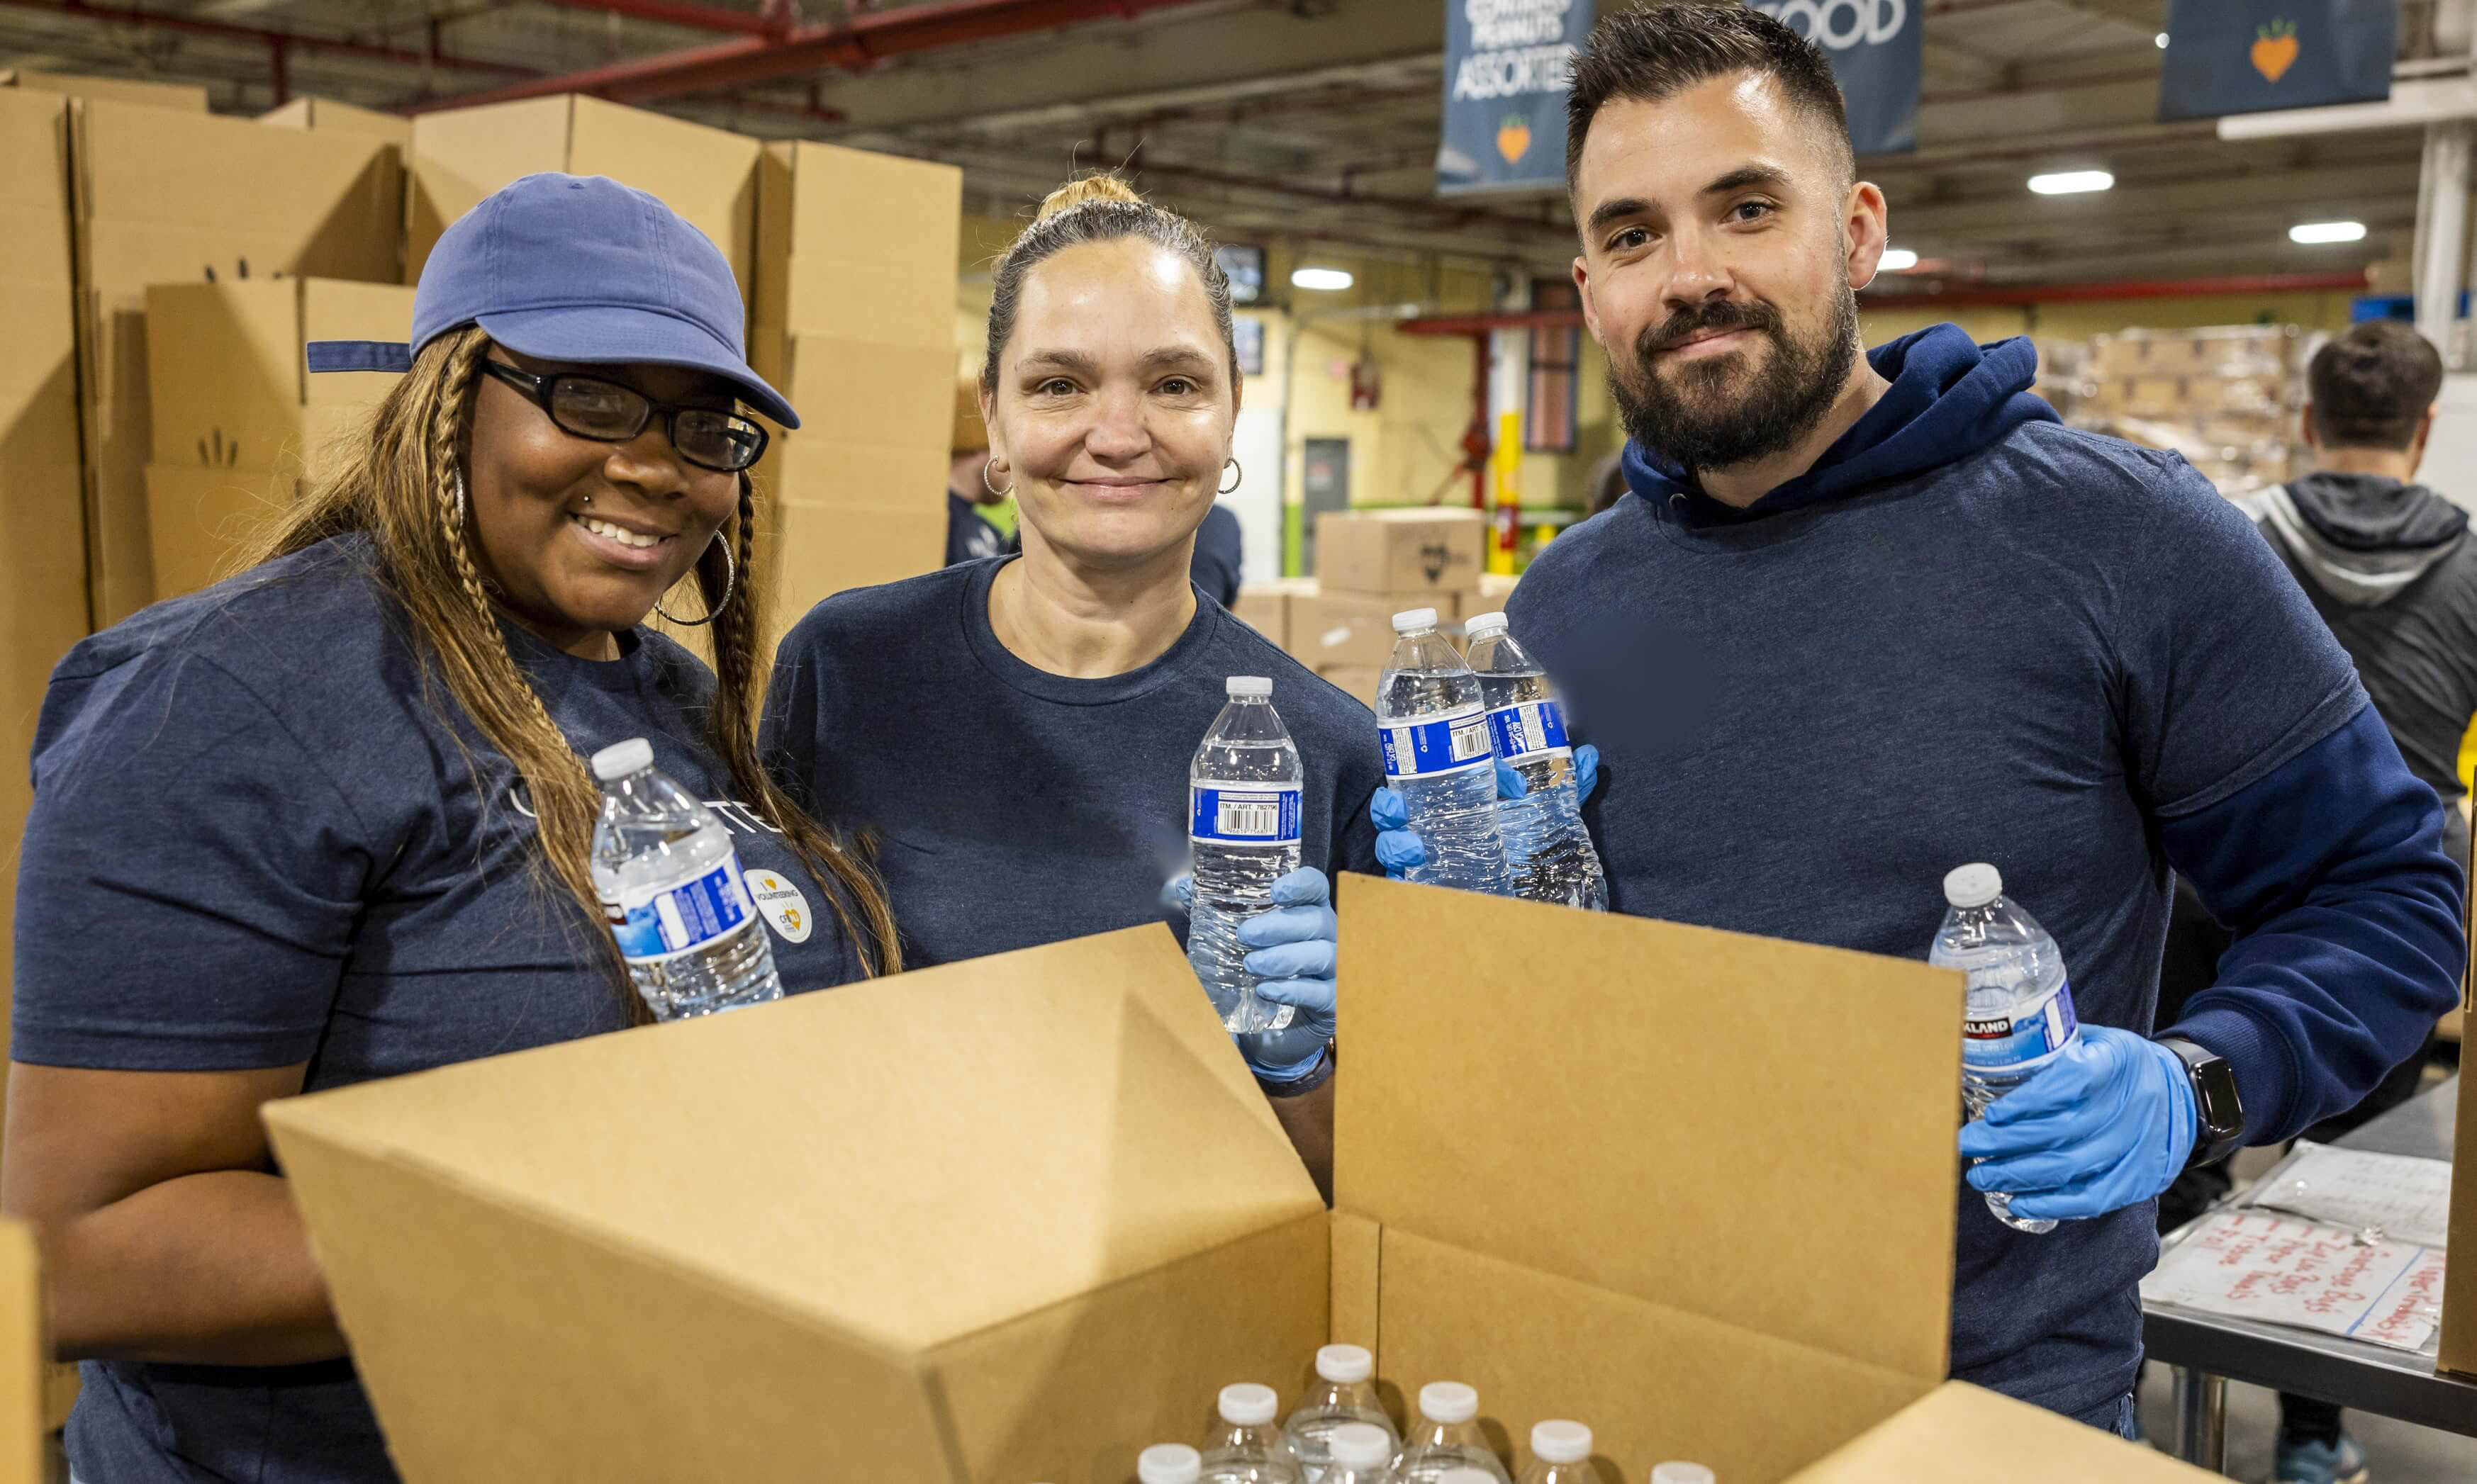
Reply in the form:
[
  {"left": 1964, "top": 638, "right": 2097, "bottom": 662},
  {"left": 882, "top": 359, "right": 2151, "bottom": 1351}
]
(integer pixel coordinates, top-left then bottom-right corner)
[
  {"left": 1288, "top": 588, "right": 1459, "bottom": 670},
  {"left": 145, "top": 278, "right": 413, "bottom": 480},
  {"left": 259, "top": 95, "right": 410, "bottom": 151},
  {"left": 756, "top": 497, "right": 946, "bottom": 648},
  {"left": 1231, "top": 576, "right": 1316, "bottom": 651},
  {"left": 265, "top": 877, "right": 2220, "bottom": 1483},
  {"left": 408, "top": 96, "right": 761, "bottom": 293},
  {"left": 0, "top": 69, "right": 205, "bottom": 111},
  {"left": 1316, "top": 508, "right": 1485, "bottom": 597},
  {"left": 142, "top": 465, "right": 292, "bottom": 602},
  {"left": 0, "top": 1219, "right": 39, "bottom": 1484}
]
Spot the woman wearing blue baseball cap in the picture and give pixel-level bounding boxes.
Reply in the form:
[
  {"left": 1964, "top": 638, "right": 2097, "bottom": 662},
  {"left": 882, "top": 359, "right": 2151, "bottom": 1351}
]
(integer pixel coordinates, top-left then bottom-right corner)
[{"left": 4, "top": 174, "right": 898, "bottom": 1483}]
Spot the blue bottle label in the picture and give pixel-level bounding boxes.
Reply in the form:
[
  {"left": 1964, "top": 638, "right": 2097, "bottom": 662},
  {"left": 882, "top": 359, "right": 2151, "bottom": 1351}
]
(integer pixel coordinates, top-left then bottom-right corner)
[
  {"left": 1485, "top": 699, "right": 1571, "bottom": 760},
  {"left": 603, "top": 855, "right": 754, "bottom": 964},
  {"left": 1379, "top": 705, "right": 1495, "bottom": 780},
  {"left": 1962, "top": 975, "right": 2080, "bottom": 1075},
  {"left": 1190, "top": 782, "right": 1303, "bottom": 843}
]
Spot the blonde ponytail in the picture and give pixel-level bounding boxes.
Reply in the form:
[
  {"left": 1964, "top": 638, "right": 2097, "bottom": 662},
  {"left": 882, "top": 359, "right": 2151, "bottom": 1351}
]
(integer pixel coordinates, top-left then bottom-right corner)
[{"left": 1034, "top": 174, "right": 1146, "bottom": 221}]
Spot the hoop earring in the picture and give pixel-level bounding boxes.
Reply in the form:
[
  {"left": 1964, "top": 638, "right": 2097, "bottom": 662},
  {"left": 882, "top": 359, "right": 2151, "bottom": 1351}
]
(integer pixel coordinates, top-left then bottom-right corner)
[
  {"left": 653, "top": 535, "right": 737, "bottom": 628},
  {"left": 1219, "top": 457, "right": 1241, "bottom": 495},
  {"left": 983, "top": 456, "right": 1014, "bottom": 498}
]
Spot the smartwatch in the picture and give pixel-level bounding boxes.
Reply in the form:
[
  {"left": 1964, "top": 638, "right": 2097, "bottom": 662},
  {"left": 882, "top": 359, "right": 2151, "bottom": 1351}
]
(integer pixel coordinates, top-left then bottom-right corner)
[{"left": 2157, "top": 1036, "right": 2244, "bottom": 1169}]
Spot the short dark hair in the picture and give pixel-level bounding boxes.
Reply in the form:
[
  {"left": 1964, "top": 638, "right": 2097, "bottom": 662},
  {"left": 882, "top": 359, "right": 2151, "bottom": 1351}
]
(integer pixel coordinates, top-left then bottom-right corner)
[
  {"left": 2308, "top": 320, "right": 2444, "bottom": 450},
  {"left": 1565, "top": 2, "right": 1855, "bottom": 196}
]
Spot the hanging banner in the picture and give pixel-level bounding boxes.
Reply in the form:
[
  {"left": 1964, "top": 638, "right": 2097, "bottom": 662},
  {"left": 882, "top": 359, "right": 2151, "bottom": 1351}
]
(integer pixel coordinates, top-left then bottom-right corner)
[
  {"left": 2158, "top": 0, "right": 2397, "bottom": 121},
  {"left": 1436, "top": 0, "right": 1592, "bottom": 196},
  {"left": 1752, "top": 0, "right": 1921, "bottom": 155}
]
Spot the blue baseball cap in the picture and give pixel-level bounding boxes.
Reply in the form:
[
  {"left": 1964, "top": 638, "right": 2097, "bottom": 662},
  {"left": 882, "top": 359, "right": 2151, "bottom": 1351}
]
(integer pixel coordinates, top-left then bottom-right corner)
[{"left": 308, "top": 172, "right": 798, "bottom": 429}]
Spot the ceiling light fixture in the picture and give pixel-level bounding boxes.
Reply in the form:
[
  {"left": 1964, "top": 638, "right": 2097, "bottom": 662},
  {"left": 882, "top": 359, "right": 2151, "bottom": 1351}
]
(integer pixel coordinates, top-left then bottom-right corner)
[
  {"left": 2289, "top": 220, "right": 2368, "bottom": 244},
  {"left": 1878, "top": 247, "right": 1919, "bottom": 272},
  {"left": 1290, "top": 266, "right": 1354, "bottom": 291},
  {"left": 2028, "top": 169, "right": 2114, "bottom": 195}
]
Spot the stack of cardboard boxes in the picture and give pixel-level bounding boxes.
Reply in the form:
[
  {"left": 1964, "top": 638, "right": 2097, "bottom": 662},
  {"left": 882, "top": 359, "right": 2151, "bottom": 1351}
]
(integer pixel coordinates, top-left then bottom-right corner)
[
  {"left": 1236, "top": 509, "right": 1486, "bottom": 707},
  {"left": 2074, "top": 325, "right": 2302, "bottom": 498}
]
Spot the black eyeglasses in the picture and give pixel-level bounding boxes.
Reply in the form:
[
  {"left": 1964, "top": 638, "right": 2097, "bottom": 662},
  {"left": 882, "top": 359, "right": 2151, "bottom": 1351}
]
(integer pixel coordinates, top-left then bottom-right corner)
[{"left": 481, "top": 361, "right": 769, "bottom": 473}]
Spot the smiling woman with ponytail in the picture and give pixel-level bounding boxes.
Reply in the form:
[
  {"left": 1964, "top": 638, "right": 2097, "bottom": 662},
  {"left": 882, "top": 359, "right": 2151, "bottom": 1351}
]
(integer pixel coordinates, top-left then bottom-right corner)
[{"left": 1, "top": 174, "right": 897, "bottom": 1484}]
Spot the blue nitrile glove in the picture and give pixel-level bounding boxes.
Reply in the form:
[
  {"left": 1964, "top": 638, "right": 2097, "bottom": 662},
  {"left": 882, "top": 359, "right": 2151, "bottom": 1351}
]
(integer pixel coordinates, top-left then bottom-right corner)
[
  {"left": 1372, "top": 743, "right": 1599, "bottom": 878},
  {"left": 1236, "top": 867, "right": 1337, "bottom": 1084},
  {"left": 1957, "top": 1025, "right": 2198, "bottom": 1222}
]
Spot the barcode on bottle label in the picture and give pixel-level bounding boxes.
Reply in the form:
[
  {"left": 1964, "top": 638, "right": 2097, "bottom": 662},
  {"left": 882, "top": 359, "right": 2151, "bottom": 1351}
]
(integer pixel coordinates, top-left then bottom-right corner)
[
  {"left": 1380, "top": 706, "right": 1494, "bottom": 780},
  {"left": 609, "top": 856, "right": 754, "bottom": 963},
  {"left": 1962, "top": 976, "right": 2080, "bottom": 1074},
  {"left": 1485, "top": 699, "right": 1572, "bottom": 760},
  {"left": 1190, "top": 783, "right": 1303, "bottom": 843}
]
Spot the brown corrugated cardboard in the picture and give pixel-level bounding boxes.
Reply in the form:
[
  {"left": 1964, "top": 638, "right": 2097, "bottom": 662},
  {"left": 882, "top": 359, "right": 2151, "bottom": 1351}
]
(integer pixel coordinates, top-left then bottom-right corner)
[
  {"left": 773, "top": 336, "right": 956, "bottom": 455},
  {"left": 749, "top": 140, "right": 961, "bottom": 385},
  {"left": 1231, "top": 576, "right": 1316, "bottom": 650},
  {"left": 1290, "top": 588, "right": 1459, "bottom": 670},
  {"left": 759, "top": 500, "right": 946, "bottom": 641},
  {"left": 264, "top": 874, "right": 2172, "bottom": 1482},
  {"left": 1783, "top": 1381, "right": 2212, "bottom": 1480},
  {"left": 0, "top": 69, "right": 205, "bottom": 111},
  {"left": 407, "top": 96, "right": 761, "bottom": 293},
  {"left": 0, "top": 1220, "right": 38, "bottom": 1484},
  {"left": 1314, "top": 665, "right": 1380, "bottom": 709},
  {"left": 259, "top": 95, "right": 410, "bottom": 150},
  {"left": 2442, "top": 1072, "right": 2476, "bottom": 1375},
  {"left": 144, "top": 466, "right": 291, "bottom": 602},
  {"left": 146, "top": 279, "right": 413, "bottom": 477},
  {"left": 766, "top": 437, "right": 949, "bottom": 514},
  {"left": 1316, "top": 508, "right": 1485, "bottom": 596},
  {"left": 71, "top": 99, "right": 401, "bottom": 626}
]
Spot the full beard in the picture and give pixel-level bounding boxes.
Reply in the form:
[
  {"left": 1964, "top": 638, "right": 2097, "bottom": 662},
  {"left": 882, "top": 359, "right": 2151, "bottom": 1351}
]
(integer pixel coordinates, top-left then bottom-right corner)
[{"left": 1609, "top": 286, "right": 1861, "bottom": 474}]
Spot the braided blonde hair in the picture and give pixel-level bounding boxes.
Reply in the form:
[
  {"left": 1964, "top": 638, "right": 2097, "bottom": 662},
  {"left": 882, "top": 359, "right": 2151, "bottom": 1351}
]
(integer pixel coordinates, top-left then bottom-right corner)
[{"left": 245, "top": 328, "right": 901, "bottom": 1020}]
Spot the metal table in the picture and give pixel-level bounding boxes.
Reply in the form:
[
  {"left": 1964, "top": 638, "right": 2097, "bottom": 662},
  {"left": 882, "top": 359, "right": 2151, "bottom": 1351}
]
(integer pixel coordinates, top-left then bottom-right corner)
[{"left": 2144, "top": 1076, "right": 2471, "bottom": 1471}]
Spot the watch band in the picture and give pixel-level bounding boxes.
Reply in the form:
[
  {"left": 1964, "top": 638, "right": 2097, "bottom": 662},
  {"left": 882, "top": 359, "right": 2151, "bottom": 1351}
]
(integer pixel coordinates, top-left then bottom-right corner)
[{"left": 2157, "top": 1035, "right": 2245, "bottom": 1169}]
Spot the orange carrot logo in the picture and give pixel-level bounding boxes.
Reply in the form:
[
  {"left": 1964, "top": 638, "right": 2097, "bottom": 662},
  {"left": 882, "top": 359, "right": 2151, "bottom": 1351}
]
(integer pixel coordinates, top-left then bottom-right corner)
[
  {"left": 2252, "top": 18, "right": 2300, "bottom": 83},
  {"left": 1496, "top": 115, "right": 1532, "bottom": 165}
]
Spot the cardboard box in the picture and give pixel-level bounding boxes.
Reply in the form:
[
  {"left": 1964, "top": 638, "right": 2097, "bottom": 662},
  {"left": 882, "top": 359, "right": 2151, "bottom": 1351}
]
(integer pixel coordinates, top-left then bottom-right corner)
[
  {"left": 1475, "top": 570, "right": 1520, "bottom": 604},
  {"left": 259, "top": 95, "right": 410, "bottom": 150},
  {"left": 1289, "top": 588, "right": 1458, "bottom": 670},
  {"left": 0, "top": 69, "right": 206, "bottom": 111},
  {"left": 0, "top": 1220, "right": 38, "bottom": 1484},
  {"left": 143, "top": 465, "right": 292, "bottom": 602},
  {"left": 750, "top": 140, "right": 960, "bottom": 386},
  {"left": 146, "top": 279, "right": 413, "bottom": 478},
  {"left": 760, "top": 499, "right": 946, "bottom": 639},
  {"left": 72, "top": 99, "right": 401, "bottom": 626},
  {"left": 1313, "top": 664, "right": 1380, "bottom": 709},
  {"left": 408, "top": 96, "right": 761, "bottom": 293},
  {"left": 1315, "top": 508, "right": 1484, "bottom": 596},
  {"left": 1231, "top": 576, "right": 1316, "bottom": 649},
  {"left": 264, "top": 878, "right": 2218, "bottom": 1483}
]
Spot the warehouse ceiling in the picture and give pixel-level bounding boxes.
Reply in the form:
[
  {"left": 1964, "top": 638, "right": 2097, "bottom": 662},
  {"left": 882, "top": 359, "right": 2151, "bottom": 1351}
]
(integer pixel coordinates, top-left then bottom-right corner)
[{"left": 0, "top": 0, "right": 2447, "bottom": 292}]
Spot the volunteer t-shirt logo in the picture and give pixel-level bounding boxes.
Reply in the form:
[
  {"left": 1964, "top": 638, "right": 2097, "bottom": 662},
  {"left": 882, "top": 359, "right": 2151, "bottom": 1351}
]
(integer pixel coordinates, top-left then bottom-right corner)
[{"left": 745, "top": 869, "right": 813, "bottom": 944}]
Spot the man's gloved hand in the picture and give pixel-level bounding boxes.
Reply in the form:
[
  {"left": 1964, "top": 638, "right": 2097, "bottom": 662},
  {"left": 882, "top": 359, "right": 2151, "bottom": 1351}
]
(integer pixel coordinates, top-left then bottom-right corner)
[
  {"left": 1957, "top": 1026, "right": 2198, "bottom": 1222},
  {"left": 1372, "top": 742, "right": 1599, "bottom": 878},
  {"left": 1236, "top": 867, "right": 1336, "bottom": 1083}
]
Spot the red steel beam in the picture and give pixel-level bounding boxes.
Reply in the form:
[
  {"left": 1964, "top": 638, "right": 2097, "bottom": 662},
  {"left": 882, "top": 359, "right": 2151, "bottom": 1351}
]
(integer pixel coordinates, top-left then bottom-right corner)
[
  {"left": 408, "top": 0, "right": 1226, "bottom": 111},
  {"left": 2, "top": 0, "right": 532, "bottom": 78},
  {"left": 530, "top": 0, "right": 785, "bottom": 35}
]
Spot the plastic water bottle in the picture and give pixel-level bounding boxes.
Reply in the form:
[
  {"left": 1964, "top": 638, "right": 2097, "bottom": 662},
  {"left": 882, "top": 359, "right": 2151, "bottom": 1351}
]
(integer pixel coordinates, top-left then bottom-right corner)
[
  {"left": 1284, "top": 1344, "right": 1399, "bottom": 1482},
  {"left": 1463, "top": 613, "right": 1606, "bottom": 912},
  {"left": 1516, "top": 1422, "right": 1594, "bottom": 1484},
  {"left": 1395, "top": 1383, "right": 1510, "bottom": 1484},
  {"left": 1198, "top": 1383, "right": 1307, "bottom": 1483},
  {"left": 1377, "top": 609, "right": 1511, "bottom": 896},
  {"left": 1650, "top": 1465, "right": 1716, "bottom": 1484},
  {"left": 1188, "top": 676, "right": 1303, "bottom": 1035},
  {"left": 1928, "top": 862, "right": 2081, "bottom": 1236},
  {"left": 1323, "top": 1424, "right": 1399, "bottom": 1484},
  {"left": 589, "top": 738, "right": 781, "bottom": 1020},
  {"left": 1141, "top": 1444, "right": 1204, "bottom": 1484}
]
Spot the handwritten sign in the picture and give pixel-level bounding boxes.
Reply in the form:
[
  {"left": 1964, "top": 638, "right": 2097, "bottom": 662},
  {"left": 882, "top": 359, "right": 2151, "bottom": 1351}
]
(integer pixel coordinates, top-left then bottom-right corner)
[
  {"left": 2244, "top": 1141, "right": 2454, "bottom": 1250},
  {"left": 2142, "top": 1210, "right": 2447, "bottom": 1352}
]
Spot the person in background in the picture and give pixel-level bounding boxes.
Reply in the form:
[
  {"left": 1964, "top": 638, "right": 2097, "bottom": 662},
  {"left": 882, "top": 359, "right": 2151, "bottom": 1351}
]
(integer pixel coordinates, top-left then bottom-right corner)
[
  {"left": 946, "top": 374, "right": 1012, "bottom": 565},
  {"left": 1190, "top": 499, "right": 1244, "bottom": 607},
  {"left": 1379, "top": 3, "right": 2464, "bottom": 1437},
  {"left": 1, "top": 174, "right": 896, "bottom": 1484},
  {"left": 2155, "top": 317, "right": 2470, "bottom": 1484},
  {"left": 765, "top": 175, "right": 1377, "bottom": 1191}
]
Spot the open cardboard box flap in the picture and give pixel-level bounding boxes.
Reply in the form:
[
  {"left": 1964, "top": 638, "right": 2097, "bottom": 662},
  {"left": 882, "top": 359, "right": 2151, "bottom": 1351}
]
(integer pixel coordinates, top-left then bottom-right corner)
[{"left": 269, "top": 876, "right": 2213, "bottom": 1481}]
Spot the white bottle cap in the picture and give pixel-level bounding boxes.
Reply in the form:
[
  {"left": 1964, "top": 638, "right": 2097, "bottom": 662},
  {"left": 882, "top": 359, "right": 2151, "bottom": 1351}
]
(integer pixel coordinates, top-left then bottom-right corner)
[
  {"left": 1329, "top": 1423, "right": 1393, "bottom": 1468},
  {"left": 1137, "top": 1443, "right": 1202, "bottom": 1484},
  {"left": 1392, "top": 606, "right": 1439, "bottom": 633},
  {"left": 1219, "top": 1382, "right": 1279, "bottom": 1427},
  {"left": 1650, "top": 1463, "right": 1716, "bottom": 1484},
  {"left": 1226, "top": 675, "right": 1273, "bottom": 698},
  {"left": 1531, "top": 1420, "right": 1591, "bottom": 1463},
  {"left": 1419, "top": 1380, "right": 1478, "bottom": 1424},
  {"left": 1942, "top": 862, "right": 2003, "bottom": 909},
  {"left": 1464, "top": 610, "right": 1509, "bottom": 634},
  {"left": 590, "top": 737, "right": 654, "bottom": 782},
  {"left": 1316, "top": 1343, "right": 1375, "bottom": 1383}
]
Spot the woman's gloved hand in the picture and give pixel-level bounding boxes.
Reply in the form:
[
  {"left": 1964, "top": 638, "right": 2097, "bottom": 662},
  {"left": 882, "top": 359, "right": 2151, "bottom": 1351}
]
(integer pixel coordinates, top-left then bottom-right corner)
[
  {"left": 1372, "top": 743, "right": 1599, "bottom": 878},
  {"left": 1957, "top": 1025, "right": 2199, "bottom": 1222},
  {"left": 1161, "top": 867, "right": 1336, "bottom": 1086}
]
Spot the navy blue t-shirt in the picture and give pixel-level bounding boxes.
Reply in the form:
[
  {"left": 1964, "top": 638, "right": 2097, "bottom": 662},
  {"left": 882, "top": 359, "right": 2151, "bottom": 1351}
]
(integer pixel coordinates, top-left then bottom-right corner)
[
  {"left": 762, "top": 558, "right": 1383, "bottom": 976},
  {"left": 1510, "top": 332, "right": 2380, "bottom": 1418},
  {"left": 14, "top": 533, "right": 863, "bottom": 1483}
]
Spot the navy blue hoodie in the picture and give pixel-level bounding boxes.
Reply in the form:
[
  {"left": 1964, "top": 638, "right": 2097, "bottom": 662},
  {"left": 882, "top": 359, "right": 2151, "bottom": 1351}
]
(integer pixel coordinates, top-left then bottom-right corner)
[{"left": 1509, "top": 325, "right": 2464, "bottom": 1417}]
